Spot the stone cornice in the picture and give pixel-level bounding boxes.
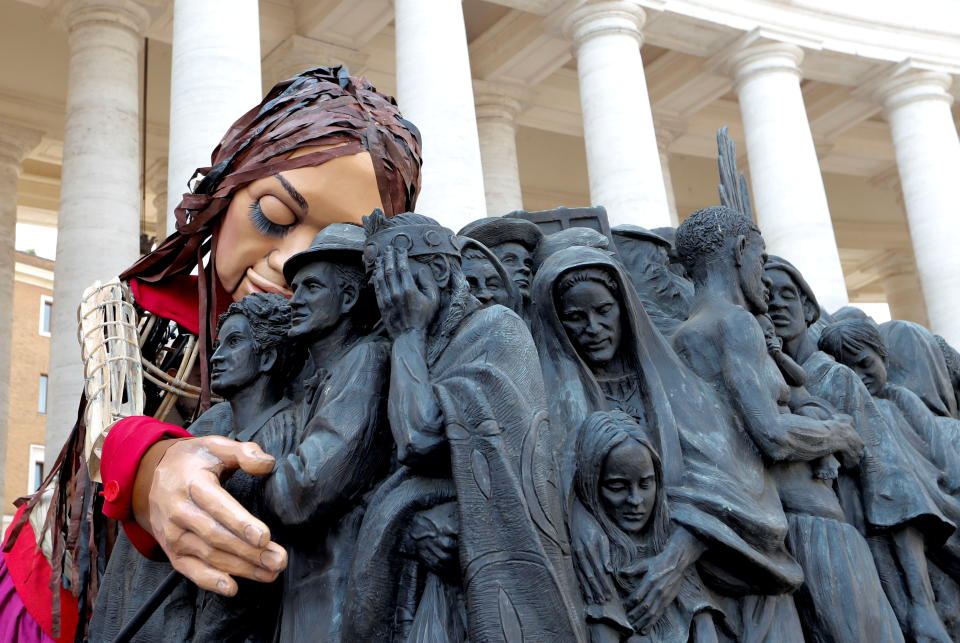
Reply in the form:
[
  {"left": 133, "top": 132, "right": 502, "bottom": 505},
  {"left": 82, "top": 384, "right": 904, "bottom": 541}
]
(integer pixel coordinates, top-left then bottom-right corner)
[
  {"left": 638, "top": 0, "right": 960, "bottom": 71},
  {"left": 873, "top": 249, "right": 920, "bottom": 280},
  {"left": 0, "top": 123, "right": 43, "bottom": 171},
  {"left": 652, "top": 112, "right": 686, "bottom": 151}
]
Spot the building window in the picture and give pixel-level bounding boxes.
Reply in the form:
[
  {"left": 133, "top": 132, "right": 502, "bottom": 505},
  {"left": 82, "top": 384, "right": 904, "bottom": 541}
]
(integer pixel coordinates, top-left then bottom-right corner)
[
  {"left": 39, "top": 295, "right": 52, "bottom": 337},
  {"left": 38, "top": 374, "right": 48, "bottom": 414},
  {"left": 28, "top": 445, "right": 45, "bottom": 493}
]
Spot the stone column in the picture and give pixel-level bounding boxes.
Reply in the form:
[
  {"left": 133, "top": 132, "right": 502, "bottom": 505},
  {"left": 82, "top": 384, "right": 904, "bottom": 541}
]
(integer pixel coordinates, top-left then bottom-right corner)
[
  {"left": 166, "top": 0, "right": 261, "bottom": 236},
  {"left": 654, "top": 117, "right": 684, "bottom": 226},
  {"left": 563, "top": 1, "right": 671, "bottom": 229},
  {"left": 869, "top": 66, "right": 960, "bottom": 345},
  {"left": 728, "top": 42, "right": 849, "bottom": 312},
  {"left": 46, "top": 0, "right": 149, "bottom": 462},
  {"left": 394, "top": 0, "right": 487, "bottom": 231},
  {"left": 877, "top": 252, "right": 929, "bottom": 326},
  {"left": 474, "top": 80, "right": 530, "bottom": 218},
  {"left": 0, "top": 123, "right": 42, "bottom": 503}
]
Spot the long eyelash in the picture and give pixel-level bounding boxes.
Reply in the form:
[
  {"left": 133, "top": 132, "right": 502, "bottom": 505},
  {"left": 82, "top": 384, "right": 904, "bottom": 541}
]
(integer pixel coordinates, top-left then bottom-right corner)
[{"left": 248, "top": 201, "right": 292, "bottom": 238}]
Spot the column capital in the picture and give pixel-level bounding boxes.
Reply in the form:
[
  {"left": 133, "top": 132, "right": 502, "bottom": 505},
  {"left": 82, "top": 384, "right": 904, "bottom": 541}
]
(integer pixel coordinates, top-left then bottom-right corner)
[
  {"left": 473, "top": 79, "right": 533, "bottom": 123},
  {"left": 725, "top": 42, "right": 804, "bottom": 87},
  {"left": 146, "top": 157, "right": 167, "bottom": 202},
  {"left": 708, "top": 27, "right": 816, "bottom": 82},
  {"left": 653, "top": 113, "right": 686, "bottom": 152},
  {"left": 562, "top": 1, "right": 646, "bottom": 51},
  {"left": 0, "top": 123, "right": 43, "bottom": 172},
  {"left": 144, "top": 156, "right": 172, "bottom": 241},
  {"left": 57, "top": 0, "right": 151, "bottom": 36},
  {"left": 874, "top": 250, "right": 920, "bottom": 280},
  {"left": 262, "top": 35, "right": 370, "bottom": 90},
  {"left": 857, "top": 61, "right": 955, "bottom": 112}
]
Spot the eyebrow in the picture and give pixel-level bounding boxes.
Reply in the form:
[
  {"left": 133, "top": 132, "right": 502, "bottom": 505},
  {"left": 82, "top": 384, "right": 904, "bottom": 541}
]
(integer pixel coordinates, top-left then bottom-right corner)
[{"left": 274, "top": 173, "right": 308, "bottom": 214}]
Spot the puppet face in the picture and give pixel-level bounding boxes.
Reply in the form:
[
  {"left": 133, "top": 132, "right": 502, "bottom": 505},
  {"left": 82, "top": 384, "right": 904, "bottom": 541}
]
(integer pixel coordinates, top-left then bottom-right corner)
[
  {"left": 559, "top": 279, "right": 622, "bottom": 367},
  {"left": 737, "top": 232, "right": 771, "bottom": 315},
  {"left": 600, "top": 439, "right": 657, "bottom": 535},
  {"left": 848, "top": 347, "right": 888, "bottom": 396},
  {"left": 491, "top": 241, "right": 534, "bottom": 298},
  {"left": 765, "top": 268, "right": 807, "bottom": 342},
  {"left": 288, "top": 260, "right": 355, "bottom": 340},
  {"left": 210, "top": 314, "right": 263, "bottom": 397},
  {"left": 463, "top": 253, "right": 509, "bottom": 308},
  {"left": 215, "top": 145, "right": 382, "bottom": 302}
]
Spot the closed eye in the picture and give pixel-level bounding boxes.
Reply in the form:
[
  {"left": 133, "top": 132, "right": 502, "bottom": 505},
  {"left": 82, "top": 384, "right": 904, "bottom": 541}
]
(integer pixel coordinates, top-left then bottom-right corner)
[{"left": 249, "top": 201, "right": 293, "bottom": 238}]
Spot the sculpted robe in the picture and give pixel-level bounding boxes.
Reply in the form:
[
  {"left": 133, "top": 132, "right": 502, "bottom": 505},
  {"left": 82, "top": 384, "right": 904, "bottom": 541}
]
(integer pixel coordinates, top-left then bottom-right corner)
[
  {"left": 881, "top": 321, "right": 958, "bottom": 420},
  {"left": 801, "top": 350, "right": 959, "bottom": 540},
  {"left": 345, "top": 292, "right": 584, "bottom": 642},
  {"left": 263, "top": 337, "right": 392, "bottom": 643},
  {"left": 533, "top": 248, "right": 802, "bottom": 641}
]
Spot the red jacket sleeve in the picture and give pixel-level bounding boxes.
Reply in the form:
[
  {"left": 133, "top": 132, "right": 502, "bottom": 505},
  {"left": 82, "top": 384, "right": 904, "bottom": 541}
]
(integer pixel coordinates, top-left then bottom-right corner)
[{"left": 100, "top": 416, "right": 193, "bottom": 557}]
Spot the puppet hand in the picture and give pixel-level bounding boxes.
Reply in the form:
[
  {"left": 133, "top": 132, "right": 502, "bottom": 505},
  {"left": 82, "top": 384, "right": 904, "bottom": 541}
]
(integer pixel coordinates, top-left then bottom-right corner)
[
  {"left": 626, "top": 527, "right": 703, "bottom": 634},
  {"left": 372, "top": 246, "right": 439, "bottom": 336},
  {"left": 136, "top": 436, "right": 288, "bottom": 596},
  {"left": 571, "top": 501, "right": 615, "bottom": 605}
]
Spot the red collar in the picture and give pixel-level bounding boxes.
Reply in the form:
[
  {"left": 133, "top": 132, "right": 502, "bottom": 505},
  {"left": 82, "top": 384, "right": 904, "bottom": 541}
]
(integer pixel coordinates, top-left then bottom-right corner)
[{"left": 129, "top": 275, "right": 231, "bottom": 335}]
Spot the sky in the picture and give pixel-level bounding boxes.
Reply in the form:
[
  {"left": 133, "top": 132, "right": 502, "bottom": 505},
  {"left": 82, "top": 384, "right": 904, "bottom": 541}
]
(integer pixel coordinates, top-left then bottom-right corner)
[
  {"left": 851, "top": 302, "right": 892, "bottom": 324},
  {"left": 15, "top": 223, "right": 57, "bottom": 260}
]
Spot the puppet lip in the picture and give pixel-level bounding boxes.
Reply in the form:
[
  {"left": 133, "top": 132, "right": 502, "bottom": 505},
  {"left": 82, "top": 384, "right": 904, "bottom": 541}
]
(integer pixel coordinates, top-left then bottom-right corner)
[{"left": 245, "top": 268, "right": 293, "bottom": 297}]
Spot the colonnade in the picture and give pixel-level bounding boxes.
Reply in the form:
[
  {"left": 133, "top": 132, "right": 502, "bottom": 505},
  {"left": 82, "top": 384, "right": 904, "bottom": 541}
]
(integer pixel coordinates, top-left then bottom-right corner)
[
  {"left": 15, "top": 0, "right": 960, "bottom": 456},
  {"left": 0, "top": 124, "right": 42, "bottom": 501}
]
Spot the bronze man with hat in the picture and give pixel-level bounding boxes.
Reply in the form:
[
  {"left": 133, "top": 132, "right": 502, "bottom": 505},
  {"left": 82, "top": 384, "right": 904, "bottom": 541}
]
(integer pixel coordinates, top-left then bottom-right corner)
[
  {"left": 260, "top": 222, "right": 393, "bottom": 642},
  {"left": 458, "top": 216, "right": 544, "bottom": 317}
]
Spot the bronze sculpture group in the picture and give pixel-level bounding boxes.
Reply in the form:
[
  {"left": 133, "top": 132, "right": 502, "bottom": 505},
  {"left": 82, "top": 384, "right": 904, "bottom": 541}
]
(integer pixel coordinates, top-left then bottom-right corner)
[
  {"left": 5, "top": 67, "right": 960, "bottom": 643},
  {"left": 97, "top": 203, "right": 960, "bottom": 642}
]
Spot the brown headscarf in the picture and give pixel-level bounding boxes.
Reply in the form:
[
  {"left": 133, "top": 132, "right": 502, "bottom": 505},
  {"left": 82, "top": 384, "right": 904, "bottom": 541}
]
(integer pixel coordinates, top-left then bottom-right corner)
[
  {"left": 124, "top": 65, "right": 422, "bottom": 285},
  {"left": 121, "top": 65, "right": 422, "bottom": 409}
]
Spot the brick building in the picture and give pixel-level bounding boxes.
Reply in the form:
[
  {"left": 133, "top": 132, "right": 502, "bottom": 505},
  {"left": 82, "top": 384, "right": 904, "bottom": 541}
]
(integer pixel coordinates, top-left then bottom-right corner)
[{"left": 2, "top": 250, "right": 53, "bottom": 533}]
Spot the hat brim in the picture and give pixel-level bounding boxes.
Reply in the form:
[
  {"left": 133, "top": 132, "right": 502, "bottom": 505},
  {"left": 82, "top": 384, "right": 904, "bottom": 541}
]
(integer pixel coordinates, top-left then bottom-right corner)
[
  {"left": 458, "top": 218, "right": 544, "bottom": 250},
  {"left": 283, "top": 247, "right": 362, "bottom": 285},
  {"left": 611, "top": 225, "right": 671, "bottom": 248}
]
